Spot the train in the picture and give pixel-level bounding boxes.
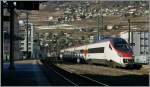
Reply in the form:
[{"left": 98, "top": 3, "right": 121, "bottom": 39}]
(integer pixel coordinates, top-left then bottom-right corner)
[{"left": 59, "top": 37, "right": 142, "bottom": 69}]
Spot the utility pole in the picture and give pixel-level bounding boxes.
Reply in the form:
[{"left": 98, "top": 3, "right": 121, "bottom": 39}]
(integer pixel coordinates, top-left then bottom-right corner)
[
  {"left": 1, "top": 1, "right": 4, "bottom": 85},
  {"left": 131, "top": 29, "right": 134, "bottom": 49},
  {"left": 97, "top": 14, "right": 100, "bottom": 40},
  {"left": 101, "top": 1, "right": 103, "bottom": 36},
  {"left": 97, "top": 1, "right": 103, "bottom": 40},
  {"left": 147, "top": 2, "right": 150, "bottom": 64},
  {"left": 8, "top": 1, "right": 15, "bottom": 69},
  {"left": 97, "top": 1, "right": 100, "bottom": 40},
  {"left": 128, "top": 19, "right": 131, "bottom": 44},
  {"left": 26, "top": 12, "right": 29, "bottom": 58},
  {"left": 149, "top": 1, "right": 150, "bottom": 64},
  {"left": 56, "top": 39, "right": 59, "bottom": 63}
]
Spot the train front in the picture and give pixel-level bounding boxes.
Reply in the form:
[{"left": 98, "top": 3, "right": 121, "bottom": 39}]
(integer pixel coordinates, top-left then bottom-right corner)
[{"left": 112, "top": 38, "right": 142, "bottom": 69}]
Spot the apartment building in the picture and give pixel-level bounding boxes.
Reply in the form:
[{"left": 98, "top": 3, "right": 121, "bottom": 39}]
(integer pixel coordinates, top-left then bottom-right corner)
[{"left": 19, "top": 22, "right": 34, "bottom": 59}]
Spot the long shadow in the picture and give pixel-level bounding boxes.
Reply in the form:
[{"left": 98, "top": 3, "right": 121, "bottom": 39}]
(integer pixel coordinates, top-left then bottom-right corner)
[
  {"left": 2, "top": 63, "right": 45, "bottom": 86},
  {"left": 2, "top": 59, "right": 66, "bottom": 86},
  {"left": 81, "top": 74, "right": 149, "bottom": 86}
]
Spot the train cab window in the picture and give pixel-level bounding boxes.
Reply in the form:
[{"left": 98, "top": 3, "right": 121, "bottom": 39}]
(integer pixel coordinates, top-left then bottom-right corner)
[{"left": 113, "top": 38, "right": 130, "bottom": 52}]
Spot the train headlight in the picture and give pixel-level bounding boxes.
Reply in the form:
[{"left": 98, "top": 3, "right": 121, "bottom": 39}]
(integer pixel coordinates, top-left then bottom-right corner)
[{"left": 123, "top": 59, "right": 128, "bottom": 63}]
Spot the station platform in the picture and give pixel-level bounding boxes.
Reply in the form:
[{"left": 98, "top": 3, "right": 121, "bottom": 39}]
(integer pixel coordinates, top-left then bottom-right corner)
[{"left": 2, "top": 59, "right": 51, "bottom": 86}]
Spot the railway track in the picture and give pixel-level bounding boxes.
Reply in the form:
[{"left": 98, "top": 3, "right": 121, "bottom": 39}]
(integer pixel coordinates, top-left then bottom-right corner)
[
  {"left": 54, "top": 63, "right": 149, "bottom": 86},
  {"left": 41, "top": 60, "right": 108, "bottom": 86}
]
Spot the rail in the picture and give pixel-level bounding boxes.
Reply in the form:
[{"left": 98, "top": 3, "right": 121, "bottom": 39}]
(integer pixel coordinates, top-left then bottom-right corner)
[{"left": 41, "top": 60, "right": 109, "bottom": 86}]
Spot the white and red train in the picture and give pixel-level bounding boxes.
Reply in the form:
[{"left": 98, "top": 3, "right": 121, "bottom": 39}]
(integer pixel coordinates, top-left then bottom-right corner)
[{"left": 60, "top": 37, "right": 141, "bottom": 68}]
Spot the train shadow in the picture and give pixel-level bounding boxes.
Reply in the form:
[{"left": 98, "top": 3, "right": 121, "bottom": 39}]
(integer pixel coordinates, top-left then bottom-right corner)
[{"left": 81, "top": 74, "right": 149, "bottom": 86}]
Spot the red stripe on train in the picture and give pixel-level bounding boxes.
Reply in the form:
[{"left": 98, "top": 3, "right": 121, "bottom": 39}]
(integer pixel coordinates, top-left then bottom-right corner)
[{"left": 116, "top": 50, "right": 133, "bottom": 58}]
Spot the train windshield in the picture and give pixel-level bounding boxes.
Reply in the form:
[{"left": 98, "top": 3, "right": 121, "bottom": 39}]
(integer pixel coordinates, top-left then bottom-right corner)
[{"left": 113, "top": 38, "right": 131, "bottom": 52}]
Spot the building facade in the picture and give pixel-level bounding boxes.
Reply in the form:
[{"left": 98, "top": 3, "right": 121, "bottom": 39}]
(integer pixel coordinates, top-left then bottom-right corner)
[{"left": 19, "top": 22, "right": 34, "bottom": 59}]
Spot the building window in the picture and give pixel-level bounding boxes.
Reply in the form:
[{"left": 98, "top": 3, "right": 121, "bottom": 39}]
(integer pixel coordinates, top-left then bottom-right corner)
[
  {"left": 145, "top": 45, "right": 148, "bottom": 47},
  {"left": 145, "top": 38, "right": 148, "bottom": 40},
  {"left": 140, "top": 51, "right": 149, "bottom": 54},
  {"left": 140, "top": 52, "right": 144, "bottom": 54},
  {"left": 28, "top": 48, "right": 31, "bottom": 50},
  {"left": 141, "top": 37, "right": 148, "bottom": 40},
  {"left": 141, "top": 45, "right": 144, "bottom": 47},
  {"left": 140, "top": 44, "right": 148, "bottom": 47},
  {"left": 20, "top": 47, "right": 24, "bottom": 50},
  {"left": 28, "top": 43, "right": 31, "bottom": 45},
  {"left": 140, "top": 37, "right": 144, "bottom": 40},
  {"left": 21, "top": 43, "right": 24, "bottom": 45}
]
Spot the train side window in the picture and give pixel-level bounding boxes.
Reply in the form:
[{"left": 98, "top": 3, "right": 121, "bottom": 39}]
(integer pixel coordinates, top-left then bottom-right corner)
[
  {"left": 109, "top": 45, "right": 112, "bottom": 50},
  {"left": 88, "top": 47, "right": 104, "bottom": 53}
]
